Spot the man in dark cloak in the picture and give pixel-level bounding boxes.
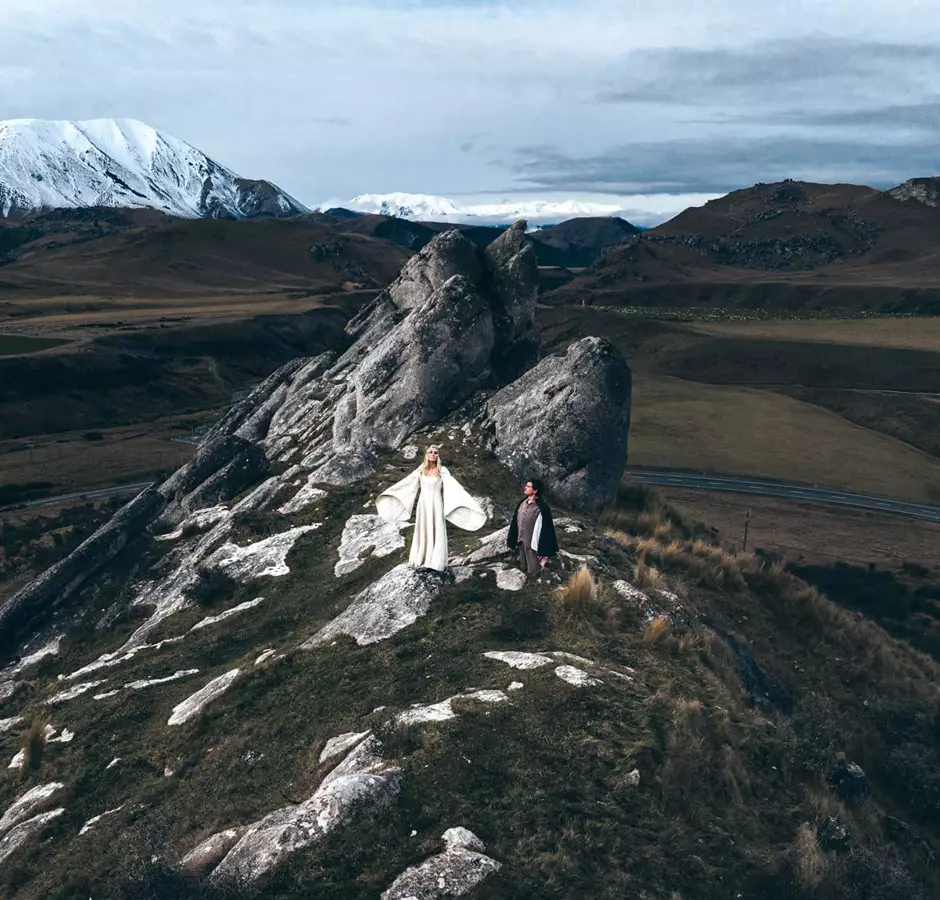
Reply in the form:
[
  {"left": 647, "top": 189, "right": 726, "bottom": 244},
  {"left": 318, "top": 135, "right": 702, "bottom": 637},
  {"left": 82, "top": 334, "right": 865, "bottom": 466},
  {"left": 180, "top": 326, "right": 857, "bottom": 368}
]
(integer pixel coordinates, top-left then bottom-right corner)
[{"left": 507, "top": 477, "right": 558, "bottom": 578}]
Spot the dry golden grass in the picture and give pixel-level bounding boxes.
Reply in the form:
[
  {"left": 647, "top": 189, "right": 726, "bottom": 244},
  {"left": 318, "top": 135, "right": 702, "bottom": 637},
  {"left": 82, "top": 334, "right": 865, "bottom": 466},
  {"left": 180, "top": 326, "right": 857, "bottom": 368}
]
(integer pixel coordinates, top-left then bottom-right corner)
[
  {"left": 644, "top": 615, "right": 671, "bottom": 647},
  {"left": 633, "top": 557, "right": 663, "bottom": 591},
  {"left": 791, "top": 823, "right": 826, "bottom": 889},
  {"left": 22, "top": 718, "right": 48, "bottom": 772},
  {"left": 556, "top": 566, "right": 616, "bottom": 625},
  {"left": 630, "top": 373, "right": 940, "bottom": 503}
]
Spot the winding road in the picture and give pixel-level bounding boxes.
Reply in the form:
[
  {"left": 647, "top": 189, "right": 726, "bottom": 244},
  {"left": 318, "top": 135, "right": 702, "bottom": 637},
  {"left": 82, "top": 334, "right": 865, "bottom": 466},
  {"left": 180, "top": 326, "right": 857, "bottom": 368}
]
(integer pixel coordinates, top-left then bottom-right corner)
[{"left": 626, "top": 468, "right": 940, "bottom": 524}]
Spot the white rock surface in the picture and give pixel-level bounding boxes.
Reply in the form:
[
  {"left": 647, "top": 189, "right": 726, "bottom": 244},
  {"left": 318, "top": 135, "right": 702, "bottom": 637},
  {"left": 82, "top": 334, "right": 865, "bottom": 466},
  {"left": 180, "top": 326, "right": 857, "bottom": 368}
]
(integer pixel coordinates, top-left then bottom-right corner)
[
  {"left": 277, "top": 476, "right": 327, "bottom": 516},
  {"left": 554, "top": 665, "right": 603, "bottom": 688},
  {"left": 168, "top": 669, "right": 241, "bottom": 726},
  {"left": 319, "top": 731, "right": 371, "bottom": 764},
  {"left": 507, "top": 681, "right": 524, "bottom": 692},
  {"left": 464, "top": 526, "right": 511, "bottom": 564},
  {"left": 550, "top": 651, "right": 596, "bottom": 666},
  {"left": 106, "top": 758, "right": 121, "bottom": 769},
  {"left": 64, "top": 636, "right": 186, "bottom": 682},
  {"left": 125, "top": 669, "right": 200, "bottom": 691},
  {"left": 45, "top": 680, "right": 106, "bottom": 705},
  {"left": 624, "top": 768, "right": 641, "bottom": 787},
  {"left": 190, "top": 597, "right": 264, "bottom": 632},
  {"left": 93, "top": 690, "right": 121, "bottom": 700},
  {"left": 0, "top": 783, "right": 64, "bottom": 836},
  {"left": 335, "top": 514, "right": 409, "bottom": 577},
  {"left": 154, "top": 506, "right": 231, "bottom": 542},
  {"left": 301, "top": 564, "right": 444, "bottom": 648},
  {"left": 204, "top": 525, "right": 320, "bottom": 582},
  {"left": 612, "top": 580, "right": 651, "bottom": 605},
  {"left": 401, "top": 444, "right": 420, "bottom": 460},
  {"left": 381, "top": 825, "right": 501, "bottom": 899},
  {"left": 254, "top": 649, "right": 277, "bottom": 666},
  {"left": 495, "top": 568, "right": 526, "bottom": 591},
  {"left": 396, "top": 700, "right": 457, "bottom": 726},
  {"left": 0, "top": 716, "right": 23, "bottom": 734},
  {"left": 0, "top": 808, "right": 65, "bottom": 865},
  {"left": 451, "top": 566, "right": 474, "bottom": 583},
  {"left": 482, "top": 651, "right": 553, "bottom": 670},
  {"left": 395, "top": 690, "right": 507, "bottom": 727},
  {"left": 0, "top": 637, "right": 61, "bottom": 699},
  {"left": 79, "top": 803, "right": 126, "bottom": 835},
  {"left": 210, "top": 737, "right": 401, "bottom": 883},
  {"left": 48, "top": 728, "right": 74, "bottom": 744},
  {"left": 442, "top": 827, "right": 487, "bottom": 852},
  {"left": 182, "top": 827, "right": 248, "bottom": 872}
]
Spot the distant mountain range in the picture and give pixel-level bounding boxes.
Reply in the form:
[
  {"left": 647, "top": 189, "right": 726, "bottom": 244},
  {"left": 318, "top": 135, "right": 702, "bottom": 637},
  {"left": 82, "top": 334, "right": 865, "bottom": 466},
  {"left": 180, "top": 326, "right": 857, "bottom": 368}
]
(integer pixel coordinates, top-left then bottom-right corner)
[
  {"left": 341, "top": 192, "right": 631, "bottom": 225},
  {"left": 0, "top": 118, "right": 307, "bottom": 219}
]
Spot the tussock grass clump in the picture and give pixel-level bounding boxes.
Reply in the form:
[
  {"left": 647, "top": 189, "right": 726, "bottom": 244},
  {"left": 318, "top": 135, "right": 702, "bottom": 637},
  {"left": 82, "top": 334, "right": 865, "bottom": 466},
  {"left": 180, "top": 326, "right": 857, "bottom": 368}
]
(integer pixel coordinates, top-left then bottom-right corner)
[
  {"left": 21, "top": 718, "right": 50, "bottom": 773},
  {"left": 658, "top": 697, "right": 748, "bottom": 817},
  {"left": 791, "top": 822, "right": 827, "bottom": 889},
  {"left": 373, "top": 719, "right": 422, "bottom": 759},
  {"left": 644, "top": 615, "right": 671, "bottom": 648},
  {"left": 556, "top": 566, "right": 616, "bottom": 626},
  {"left": 599, "top": 484, "right": 689, "bottom": 540},
  {"left": 633, "top": 557, "right": 663, "bottom": 591}
]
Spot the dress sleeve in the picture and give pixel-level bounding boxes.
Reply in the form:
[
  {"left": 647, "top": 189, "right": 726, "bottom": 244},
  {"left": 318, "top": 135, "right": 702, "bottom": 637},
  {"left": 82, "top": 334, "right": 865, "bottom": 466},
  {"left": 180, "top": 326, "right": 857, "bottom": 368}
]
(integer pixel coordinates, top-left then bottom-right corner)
[
  {"left": 441, "top": 467, "right": 487, "bottom": 532},
  {"left": 376, "top": 468, "right": 421, "bottom": 522}
]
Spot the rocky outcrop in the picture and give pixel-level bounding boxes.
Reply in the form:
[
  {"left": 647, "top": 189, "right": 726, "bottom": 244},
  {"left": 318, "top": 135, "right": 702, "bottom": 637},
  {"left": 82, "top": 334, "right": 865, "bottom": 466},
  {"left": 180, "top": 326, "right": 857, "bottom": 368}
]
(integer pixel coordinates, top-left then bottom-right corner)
[
  {"left": 0, "top": 486, "right": 167, "bottom": 637},
  {"left": 389, "top": 229, "right": 483, "bottom": 311},
  {"left": 482, "top": 336, "right": 632, "bottom": 510},
  {"left": 301, "top": 564, "right": 445, "bottom": 648},
  {"left": 888, "top": 177, "right": 940, "bottom": 208},
  {"left": 382, "top": 827, "right": 502, "bottom": 899},
  {"left": 210, "top": 737, "right": 401, "bottom": 883},
  {"left": 4, "top": 222, "right": 542, "bottom": 643},
  {"left": 167, "top": 669, "right": 241, "bottom": 726}
]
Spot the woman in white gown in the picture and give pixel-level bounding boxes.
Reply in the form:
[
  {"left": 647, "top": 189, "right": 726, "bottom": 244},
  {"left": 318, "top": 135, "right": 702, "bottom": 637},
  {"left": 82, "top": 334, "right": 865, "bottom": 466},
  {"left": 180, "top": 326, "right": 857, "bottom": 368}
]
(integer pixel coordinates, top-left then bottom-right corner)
[{"left": 375, "top": 446, "right": 486, "bottom": 571}]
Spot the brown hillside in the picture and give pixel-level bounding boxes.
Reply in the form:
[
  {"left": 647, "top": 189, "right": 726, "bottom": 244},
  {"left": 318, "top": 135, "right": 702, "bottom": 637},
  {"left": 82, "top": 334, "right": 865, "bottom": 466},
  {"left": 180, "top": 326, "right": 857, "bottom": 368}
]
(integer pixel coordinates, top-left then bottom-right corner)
[
  {"left": 0, "top": 214, "right": 411, "bottom": 300},
  {"left": 549, "top": 180, "right": 940, "bottom": 312}
]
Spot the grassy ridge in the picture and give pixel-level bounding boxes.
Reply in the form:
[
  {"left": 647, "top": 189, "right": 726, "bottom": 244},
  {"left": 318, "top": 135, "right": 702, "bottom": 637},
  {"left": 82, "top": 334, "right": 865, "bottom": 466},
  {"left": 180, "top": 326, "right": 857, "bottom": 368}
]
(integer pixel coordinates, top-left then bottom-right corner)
[{"left": 1, "top": 437, "right": 938, "bottom": 898}]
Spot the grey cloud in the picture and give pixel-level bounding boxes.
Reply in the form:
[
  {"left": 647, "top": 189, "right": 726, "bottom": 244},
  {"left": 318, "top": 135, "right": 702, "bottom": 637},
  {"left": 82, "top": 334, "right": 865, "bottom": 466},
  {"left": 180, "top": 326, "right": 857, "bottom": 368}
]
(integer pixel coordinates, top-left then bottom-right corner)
[
  {"left": 512, "top": 137, "right": 940, "bottom": 195},
  {"left": 599, "top": 38, "right": 940, "bottom": 106},
  {"left": 738, "top": 99, "right": 940, "bottom": 130}
]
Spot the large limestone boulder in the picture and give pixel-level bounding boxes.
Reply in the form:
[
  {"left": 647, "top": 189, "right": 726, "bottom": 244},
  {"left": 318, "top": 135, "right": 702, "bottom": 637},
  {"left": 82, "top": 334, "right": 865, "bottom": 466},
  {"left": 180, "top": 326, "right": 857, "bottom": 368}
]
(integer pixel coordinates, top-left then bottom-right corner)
[
  {"left": 334, "top": 274, "right": 495, "bottom": 453},
  {"left": 389, "top": 229, "right": 483, "bottom": 311},
  {"left": 482, "top": 336, "right": 632, "bottom": 510}
]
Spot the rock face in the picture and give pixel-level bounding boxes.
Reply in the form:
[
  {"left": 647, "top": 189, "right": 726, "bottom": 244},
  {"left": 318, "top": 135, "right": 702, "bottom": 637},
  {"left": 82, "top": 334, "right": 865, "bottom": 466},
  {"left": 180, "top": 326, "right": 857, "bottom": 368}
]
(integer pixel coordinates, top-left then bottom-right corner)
[
  {"left": 210, "top": 737, "right": 401, "bottom": 883},
  {"left": 482, "top": 336, "right": 632, "bottom": 510},
  {"left": 0, "top": 487, "right": 166, "bottom": 637},
  {"left": 301, "top": 564, "right": 445, "bottom": 648},
  {"left": 382, "top": 826, "right": 502, "bottom": 899}
]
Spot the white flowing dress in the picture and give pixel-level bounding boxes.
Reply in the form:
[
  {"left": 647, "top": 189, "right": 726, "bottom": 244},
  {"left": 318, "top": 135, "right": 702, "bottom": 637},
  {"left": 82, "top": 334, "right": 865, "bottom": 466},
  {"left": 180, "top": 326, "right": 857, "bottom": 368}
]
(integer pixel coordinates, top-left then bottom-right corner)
[{"left": 375, "top": 465, "right": 486, "bottom": 572}]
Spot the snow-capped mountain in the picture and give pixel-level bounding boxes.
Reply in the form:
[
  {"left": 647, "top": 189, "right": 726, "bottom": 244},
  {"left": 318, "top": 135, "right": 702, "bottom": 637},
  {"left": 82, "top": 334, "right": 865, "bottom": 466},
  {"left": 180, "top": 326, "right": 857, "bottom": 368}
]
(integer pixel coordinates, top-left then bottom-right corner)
[
  {"left": 0, "top": 118, "right": 308, "bottom": 219},
  {"left": 343, "top": 192, "right": 629, "bottom": 225},
  {"left": 347, "top": 193, "right": 465, "bottom": 220}
]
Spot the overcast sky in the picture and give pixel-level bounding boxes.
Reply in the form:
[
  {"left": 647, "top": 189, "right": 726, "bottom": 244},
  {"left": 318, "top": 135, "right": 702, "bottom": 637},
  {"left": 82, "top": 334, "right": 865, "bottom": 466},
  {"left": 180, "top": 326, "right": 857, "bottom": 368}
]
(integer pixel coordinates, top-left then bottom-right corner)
[{"left": 2, "top": 0, "right": 939, "bottom": 218}]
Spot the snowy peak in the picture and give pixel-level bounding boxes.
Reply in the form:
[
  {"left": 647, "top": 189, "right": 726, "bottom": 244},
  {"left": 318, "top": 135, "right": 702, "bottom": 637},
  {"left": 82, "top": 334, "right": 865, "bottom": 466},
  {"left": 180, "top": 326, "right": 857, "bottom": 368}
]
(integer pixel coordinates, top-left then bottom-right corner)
[
  {"left": 0, "top": 118, "right": 307, "bottom": 219},
  {"left": 348, "top": 192, "right": 464, "bottom": 220},
  {"left": 343, "top": 192, "right": 630, "bottom": 225}
]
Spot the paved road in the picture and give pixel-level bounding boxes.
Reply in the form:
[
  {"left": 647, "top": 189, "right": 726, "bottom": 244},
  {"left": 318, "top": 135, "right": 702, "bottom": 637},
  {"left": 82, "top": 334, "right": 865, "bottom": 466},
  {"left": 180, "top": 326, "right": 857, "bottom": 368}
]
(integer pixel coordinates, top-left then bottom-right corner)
[
  {"left": 627, "top": 469, "right": 940, "bottom": 524},
  {"left": 1, "top": 481, "right": 153, "bottom": 513}
]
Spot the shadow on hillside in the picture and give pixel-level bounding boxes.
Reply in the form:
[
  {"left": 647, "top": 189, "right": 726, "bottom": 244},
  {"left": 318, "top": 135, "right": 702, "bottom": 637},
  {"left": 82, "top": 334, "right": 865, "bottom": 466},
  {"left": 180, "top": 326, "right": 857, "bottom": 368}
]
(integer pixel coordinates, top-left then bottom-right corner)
[{"left": 790, "top": 560, "right": 940, "bottom": 662}]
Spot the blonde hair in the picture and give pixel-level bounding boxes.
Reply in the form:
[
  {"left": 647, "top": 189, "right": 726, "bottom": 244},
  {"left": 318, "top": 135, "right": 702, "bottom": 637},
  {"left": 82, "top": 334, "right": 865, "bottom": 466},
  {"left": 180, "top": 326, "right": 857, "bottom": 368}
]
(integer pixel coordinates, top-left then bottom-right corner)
[{"left": 422, "top": 445, "right": 442, "bottom": 476}]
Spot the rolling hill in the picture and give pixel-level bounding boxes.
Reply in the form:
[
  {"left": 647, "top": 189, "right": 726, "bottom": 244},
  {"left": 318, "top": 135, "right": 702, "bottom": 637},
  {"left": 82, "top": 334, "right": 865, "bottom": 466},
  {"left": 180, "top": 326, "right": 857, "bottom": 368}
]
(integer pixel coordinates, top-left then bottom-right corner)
[{"left": 548, "top": 179, "right": 940, "bottom": 312}]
